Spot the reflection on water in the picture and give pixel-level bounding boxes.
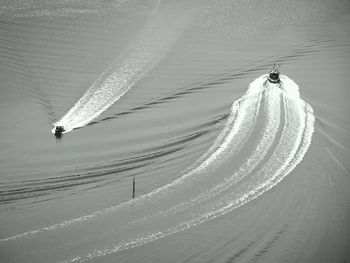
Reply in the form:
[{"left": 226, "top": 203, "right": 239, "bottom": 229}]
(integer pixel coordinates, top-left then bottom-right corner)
[{"left": 0, "top": 0, "right": 350, "bottom": 262}]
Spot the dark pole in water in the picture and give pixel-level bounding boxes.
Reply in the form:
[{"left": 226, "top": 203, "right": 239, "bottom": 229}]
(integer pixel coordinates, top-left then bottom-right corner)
[{"left": 132, "top": 176, "right": 136, "bottom": 199}]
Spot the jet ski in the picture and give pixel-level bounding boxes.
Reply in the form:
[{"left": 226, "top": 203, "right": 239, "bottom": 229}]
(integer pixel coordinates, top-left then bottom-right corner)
[
  {"left": 268, "top": 65, "right": 281, "bottom": 84},
  {"left": 54, "top": 126, "right": 65, "bottom": 138}
]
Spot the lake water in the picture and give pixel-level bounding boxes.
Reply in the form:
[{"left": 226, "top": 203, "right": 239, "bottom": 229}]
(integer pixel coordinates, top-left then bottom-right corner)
[{"left": 1, "top": 0, "right": 350, "bottom": 262}]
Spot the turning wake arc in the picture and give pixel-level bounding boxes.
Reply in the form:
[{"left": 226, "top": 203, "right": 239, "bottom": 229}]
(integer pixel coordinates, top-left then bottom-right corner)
[
  {"left": 51, "top": 4, "right": 195, "bottom": 134},
  {"left": 7, "top": 75, "right": 315, "bottom": 263}
]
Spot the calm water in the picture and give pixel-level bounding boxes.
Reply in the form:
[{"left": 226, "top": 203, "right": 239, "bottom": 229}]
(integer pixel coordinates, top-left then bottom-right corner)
[{"left": 1, "top": 0, "right": 350, "bottom": 262}]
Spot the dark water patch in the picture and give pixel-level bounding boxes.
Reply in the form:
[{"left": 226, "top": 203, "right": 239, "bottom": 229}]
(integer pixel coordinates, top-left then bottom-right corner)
[
  {"left": 249, "top": 225, "right": 288, "bottom": 263},
  {"left": 0, "top": 166, "right": 138, "bottom": 205},
  {"left": 0, "top": 178, "right": 103, "bottom": 204},
  {"left": 0, "top": 177, "right": 102, "bottom": 198},
  {"left": 225, "top": 241, "right": 256, "bottom": 263},
  {"left": 0, "top": 144, "right": 186, "bottom": 204},
  {"left": 0, "top": 116, "right": 215, "bottom": 205},
  {"left": 146, "top": 131, "right": 207, "bottom": 153},
  {"left": 1, "top": 156, "right": 147, "bottom": 193},
  {"left": 89, "top": 90, "right": 229, "bottom": 134}
]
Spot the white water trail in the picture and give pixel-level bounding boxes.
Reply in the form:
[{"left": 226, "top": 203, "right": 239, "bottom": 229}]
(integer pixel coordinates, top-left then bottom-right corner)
[
  {"left": 1, "top": 75, "right": 267, "bottom": 242},
  {"left": 3, "top": 75, "right": 315, "bottom": 263},
  {"left": 58, "top": 76, "right": 314, "bottom": 263},
  {"left": 52, "top": 2, "right": 195, "bottom": 133}
]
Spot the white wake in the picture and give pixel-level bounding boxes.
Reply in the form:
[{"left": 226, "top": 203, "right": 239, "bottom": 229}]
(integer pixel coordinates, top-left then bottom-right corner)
[
  {"left": 5, "top": 75, "right": 315, "bottom": 263},
  {"left": 52, "top": 3, "right": 195, "bottom": 134}
]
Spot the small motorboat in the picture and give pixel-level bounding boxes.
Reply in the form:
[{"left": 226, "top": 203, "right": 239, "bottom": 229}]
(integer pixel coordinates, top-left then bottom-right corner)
[
  {"left": 268, "top": 65, "right": 281, "bottom": 84},
  {"left": 54, "top": 126, "right": 65, "bottom": 138}
]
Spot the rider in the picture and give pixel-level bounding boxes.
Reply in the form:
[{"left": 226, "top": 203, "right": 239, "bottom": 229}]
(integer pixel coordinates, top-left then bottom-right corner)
[
  {"left": 55, "top": 126, "right": 65, "bottom": 138},
  {"left": 268, "top": 64, "right": 280, "bottom": 84}
]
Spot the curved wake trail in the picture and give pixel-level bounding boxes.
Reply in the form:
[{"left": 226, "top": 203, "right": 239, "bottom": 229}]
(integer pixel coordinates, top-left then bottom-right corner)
[
  {"left": 3, "top": 75, "right": 315, "bottom": 263},
  {"left": 52, "top": 2, "right": 196, "bottom": 134}
]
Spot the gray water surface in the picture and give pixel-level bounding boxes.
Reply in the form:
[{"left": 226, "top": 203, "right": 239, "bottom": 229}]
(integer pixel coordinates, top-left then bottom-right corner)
[{"left": 1, "top": 1, "right": 350, "bottom": 262}]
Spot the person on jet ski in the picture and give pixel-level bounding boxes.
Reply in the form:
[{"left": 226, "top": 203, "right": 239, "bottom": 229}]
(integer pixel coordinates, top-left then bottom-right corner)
[
  {"left": 268, "top": 65, "right": 281, "bottom": 84},
  {"left": 55, "top": 126, "right": 65, "bottom": 138}
]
